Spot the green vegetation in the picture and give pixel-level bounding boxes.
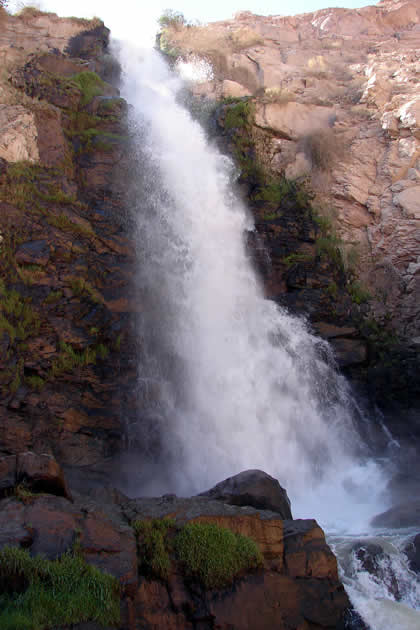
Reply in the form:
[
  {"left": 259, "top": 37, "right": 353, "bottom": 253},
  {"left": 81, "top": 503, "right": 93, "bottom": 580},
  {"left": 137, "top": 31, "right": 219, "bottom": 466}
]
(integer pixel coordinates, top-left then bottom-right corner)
[
  {"left": 69, "top": 277, "right": 101, "bottom": 303},
  {"left": 50, "top": 341, "right": 97, "bottom": 378},
  {"left": 46, "top": 213, "right": 94, "bottom": 239},
  {"left": 0, "top": 546, "right": 120, "bottom": 630},
  {"left": 44, "top": 290, "right": 63, "bottom": 305},
  {"left": 174, "top": 522, "right": 262, "bottom": 589},
  {"left": 224, "top": 100, "right": 253, "bottom": 131},
  {"left": 25, "top": 375, "right": 46, "bottom": 391},
  {"left": 254, "top": 178, "right": 294, "bottom": 208},
  {"left": 282, "top": 252, "right": 313, "bottom": 267},
  {"left": 158, "top": 9, "right": 186, "bottom": 30},
  {"left": 133, "top": 519, "right": 174, "bottom": 581},
  {"left": 70, "top": 71, "right": 106, "bottom": 107},
  {"left": 348, "top": 281, "right": 371, "bottom": 305},
  {"left": 0, "top": 281, "right": 41, "bottom": 343}
]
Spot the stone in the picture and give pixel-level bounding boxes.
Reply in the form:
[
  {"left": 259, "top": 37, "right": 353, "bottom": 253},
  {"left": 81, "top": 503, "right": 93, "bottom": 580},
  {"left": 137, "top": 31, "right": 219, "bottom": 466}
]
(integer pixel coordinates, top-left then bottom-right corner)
[
  {"left": 394, "top": 186, "right": 420, "bottom": 219},
  {"left": 0, "top": 455, "right": 17, "bottom": 497},
  {"left": 371, "top": 500, "right": 420, "bottom": 528},
  {"left": 404, "top": 533, "right": 420, "bottom": 574},
  {"left": 0, "top": 105, "right": 39, "bottom": 163},
  {"left": 16, "top": 452, "right": 72, "bottom": 500},
  {"left": 329, "top": 338, "right": 367, "bottom": 367},
  {"left": 351, "top": 541, "right": 401, "bottom": 600},
  {"left": 0, "top": 498, "right": 32, "bottom": 550},
  {"left": 199, "top": 469, "right": 292, "bottom": 519},
  {"left": 26, "top": 495, "right": 79, "bottom": 559},
  {"left": 15, "top": 240, "right": 50, "bottom": 266}
]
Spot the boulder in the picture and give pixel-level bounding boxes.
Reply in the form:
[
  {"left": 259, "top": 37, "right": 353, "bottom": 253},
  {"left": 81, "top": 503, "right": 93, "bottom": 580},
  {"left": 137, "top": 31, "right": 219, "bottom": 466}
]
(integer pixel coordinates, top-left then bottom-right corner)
[
  {"left": 199, "top": 469, "right": 292, "bottom": 519},
  {"left": 371, "top": 500, "right": 420, "bottom": 528},
  {"left": 16, "top": 452, "right": 72, "bottom": 501},
  {"left": 404, "top": 533, "right": 420, "bottom": 574},
  {"left": 0, "top": 455, "right": 17, "bottom": 498},
  {"left": 351, "top": 541, "right": 400, "bottom": 600}
]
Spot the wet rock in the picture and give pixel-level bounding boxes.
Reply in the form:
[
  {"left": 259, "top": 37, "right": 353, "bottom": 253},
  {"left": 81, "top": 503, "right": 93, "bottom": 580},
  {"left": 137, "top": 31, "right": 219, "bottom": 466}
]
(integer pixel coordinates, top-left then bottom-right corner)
[
  {"left": 330, "top": 338, "right": 367, "bottom": 367},
  {"left": 15, "top": 240, "right": 50, "bottom": 266},
  {"left": 350, "top": 541, "right": 401, "bottom": 600},
  {"left": 0, "top": 455, "right": 17, "bottom": 497},
  {"left": 0, "top": 498, "right": 32, "bottom": 550},
  {"left": 404, "top": 533, "right": 420, "bottom": 574},
  {"left": 199, "top": 469, "right": 292, "bottom": 519},
  {"left": 371, "top": 500, "right": 420, "bottom": 528}
]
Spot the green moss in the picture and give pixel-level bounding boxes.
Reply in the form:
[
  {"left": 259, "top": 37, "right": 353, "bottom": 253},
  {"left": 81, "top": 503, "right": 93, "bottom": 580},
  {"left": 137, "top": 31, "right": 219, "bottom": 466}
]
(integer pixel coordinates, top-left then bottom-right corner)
[
  {"left": 0, "top": 546, "right": 120, "bottom": 629},
  {"left": 315, "top": 235, "right": 343, "bottom": 267},
  {"left": 254, "top": 178, "right": 294, "bottom": 208},
  {"left": 326, "top": 281, "right": 338, "bottom": 299},
  {"left": 174, "top": 522, "right": 262, "bottom": 589},
  {"left": 70, "top": 71, "right": 106, "bottom": 106}
]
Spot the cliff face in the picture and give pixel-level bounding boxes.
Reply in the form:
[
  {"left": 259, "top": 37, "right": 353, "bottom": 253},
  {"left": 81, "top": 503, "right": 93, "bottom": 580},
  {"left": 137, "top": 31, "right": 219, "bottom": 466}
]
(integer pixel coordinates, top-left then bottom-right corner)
[
  {"left": 0, "top": 10, "right": 137, "bottom": 485},
  {"left": 161, "top": 0, "right": 420, "bottom": 340}
]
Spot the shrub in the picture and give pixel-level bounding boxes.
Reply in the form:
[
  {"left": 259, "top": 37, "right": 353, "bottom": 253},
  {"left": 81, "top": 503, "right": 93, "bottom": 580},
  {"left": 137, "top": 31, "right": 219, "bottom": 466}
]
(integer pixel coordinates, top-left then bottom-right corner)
[
  {"left": 174, "top": 522, "right": 262, "bottom": 589},
  {"left": 0, "top": 546, "right": 120, "bottom": 629},
  {"left": 302, "top": 128, "right": 343, "bottom": 172},
  {"left": 70, "top": 71, "right": 106, "bottom": 106},
  {"left": 224, "top": 100, "right": 253, "bottom": 131},
  {"left": 158, "top": 9, "right": 185, "bottom": 31}
]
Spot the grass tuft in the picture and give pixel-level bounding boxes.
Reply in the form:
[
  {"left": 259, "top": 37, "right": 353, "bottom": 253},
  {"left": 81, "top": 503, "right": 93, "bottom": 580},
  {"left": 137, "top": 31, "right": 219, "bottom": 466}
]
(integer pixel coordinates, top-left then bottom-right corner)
[
  {"left": 174, "top": 521, "right": 262, "bottom": 589},
  {"left": 0, "top": 546, "right": 120, "bottom": 629},
  {"left": 133, "top": 519, "right": 174, "bottom": 581},
  {"left": 70, "top": 71, "right": 106, "bottom": 106}
]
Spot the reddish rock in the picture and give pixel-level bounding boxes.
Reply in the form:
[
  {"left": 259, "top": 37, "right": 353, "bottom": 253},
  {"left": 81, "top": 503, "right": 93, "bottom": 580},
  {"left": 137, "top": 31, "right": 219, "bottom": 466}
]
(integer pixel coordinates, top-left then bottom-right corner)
[
  {"left": 25, "top": 495, "right": 79, "bottom": 559},
  {"left": 15, "top": 240, "right": 50, "bottom": 266},
  {"left": 0, "top": 454, "right": 17, "bottom": 497},
  {"left": 0, "top": 498, "right": 32, "bottom": 550},
  {"left": 16, "top": 451, "right": 72, "bottom": 500}
]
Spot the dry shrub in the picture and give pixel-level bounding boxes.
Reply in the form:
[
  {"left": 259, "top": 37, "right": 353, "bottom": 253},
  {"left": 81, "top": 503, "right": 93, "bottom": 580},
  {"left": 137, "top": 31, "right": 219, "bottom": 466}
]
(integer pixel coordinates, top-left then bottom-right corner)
[
  {"left": 302, "top": 128, "right": 344, "bottom": 171},
  {"left": 258, "top": 87, "right": 295, "bottom": 105},
  {"left": 228, "top": 27, "right": 263, "bottom": 52},
  {"left": 17, "top": 6, "right": 56, "bottom": 21}
]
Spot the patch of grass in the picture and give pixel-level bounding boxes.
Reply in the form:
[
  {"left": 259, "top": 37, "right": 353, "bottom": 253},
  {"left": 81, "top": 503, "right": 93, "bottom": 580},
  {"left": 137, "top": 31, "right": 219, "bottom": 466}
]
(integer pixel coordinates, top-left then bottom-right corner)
[
  {"left": 0, "top": 546, "right": 120, "bottom": 629},
  {"left": 46, "top": 213, "right": 94, "bottom": 239},
  {"left": 44, "top": 290, "right": 63, "bottom": 305},
  {"left": 174, "top": 522, "right": 262, "bottom": 589},
  {"left": 50, "top": 342, "right": 97, "bottom": 378},
  {"left": 254, "top": 178, "right": 294, "bottom": 208},
  {"left": 70, "top": 71, "right": 106, "bottom": 106},
  {"left": 348, "top": 281, "right": 371, "bottom": 305},
  {"left": 0, "top": 284, "right": 41, "bottom": 343},
  {"left": 224, "top": 100, "right": 253, "bottom": 131},
  {"left": 315, "top": 235, "right": 343, "bottom": 266},
  {"left": 69, "top": 277, "right": 101, "bottom": 303},
  {"left": 326, "top": 280, "right": 338, "bottom": 299},
  {"left": 282, "top": 252, "right": 313, "bottom": 267},
  {"left": 133, "top": 519, "right": 174, "bottom": 581},
  {"left": 25, "top": 375, "right": 45, "bottom": 391}
]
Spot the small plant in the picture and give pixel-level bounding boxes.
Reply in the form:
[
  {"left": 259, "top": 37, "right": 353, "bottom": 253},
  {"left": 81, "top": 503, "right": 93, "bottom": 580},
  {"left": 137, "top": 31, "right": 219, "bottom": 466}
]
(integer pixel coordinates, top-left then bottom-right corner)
[
  {"left": 348, "top": 281, "right": 371, "bottom": 305},
  {"left": 50, "top": 342, "right": 97, "bottom": 378},
  {"left": 282, "top": 252, "right": 313, "bottom": 267},
  {"left": 69, "top": 277, "right": 101, "bottom": 303},
  {"left": 133, "top": 519, "right": 174, "bottom": 581},
  {"left": 224, "top": 100, "right": 253, "bottom": 131},
  {"left": 46, "top": 213, "right": 94, "bottom": 239},
  {"left": 0, "top": 546, "right": 120, "bottom": 629},
  {"left": 44, "top": 290, "right": 63, "bottom": 305},
  {"left": 254, "top": 178, "right": 294, "bottom": 208},
  {"left": 174, "top": 522, "right": 262, "bottom": 589},
  {"left": 70, "top": 71, "right": 106, "bottom": 107},
  {"left": 25, "top": 375, "right": 46, "bottom": 391}
]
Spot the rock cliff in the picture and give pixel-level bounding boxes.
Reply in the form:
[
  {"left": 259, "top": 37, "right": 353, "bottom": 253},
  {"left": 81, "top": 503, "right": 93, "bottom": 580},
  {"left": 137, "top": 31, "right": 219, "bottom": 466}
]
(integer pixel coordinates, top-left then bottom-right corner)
[
  {"left": 0, "top": 8, "right": 137, "bottom": 485},
  {"left": 160, "top": 0, "right": 420, "bottom": 342}
]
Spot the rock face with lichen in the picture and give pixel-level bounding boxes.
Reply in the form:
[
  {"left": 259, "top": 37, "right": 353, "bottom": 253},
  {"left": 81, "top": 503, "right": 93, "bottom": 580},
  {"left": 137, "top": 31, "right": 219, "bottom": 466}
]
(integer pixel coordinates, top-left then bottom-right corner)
[{"left": 160, "top": 0, "right": 420, "bottom": 341}]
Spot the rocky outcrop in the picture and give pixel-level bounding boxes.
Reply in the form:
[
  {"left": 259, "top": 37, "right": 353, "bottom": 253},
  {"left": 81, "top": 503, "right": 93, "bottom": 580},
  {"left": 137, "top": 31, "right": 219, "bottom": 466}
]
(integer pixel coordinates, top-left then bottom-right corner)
[
  {"left": 161, "top": 0, "right": 420, "bottom": 340},
  {"left": 0, "top": 461, "right": 353, "bottom": 629},
  {"left": 0, "top": 10, "right": 138, "bottom": 486}
]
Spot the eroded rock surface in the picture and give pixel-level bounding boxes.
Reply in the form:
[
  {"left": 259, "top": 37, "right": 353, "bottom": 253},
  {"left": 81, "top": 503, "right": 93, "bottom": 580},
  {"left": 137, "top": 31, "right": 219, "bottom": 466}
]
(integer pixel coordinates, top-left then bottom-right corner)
[{"left": 162, "top": 0, "right": 420, "bottom": 339}]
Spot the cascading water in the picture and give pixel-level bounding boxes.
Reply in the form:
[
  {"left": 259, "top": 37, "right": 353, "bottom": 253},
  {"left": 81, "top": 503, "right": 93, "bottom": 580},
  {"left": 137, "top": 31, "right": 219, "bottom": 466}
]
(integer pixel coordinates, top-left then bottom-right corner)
[{"left": 113, "top": 41, "right": 420, "bottom": 629}]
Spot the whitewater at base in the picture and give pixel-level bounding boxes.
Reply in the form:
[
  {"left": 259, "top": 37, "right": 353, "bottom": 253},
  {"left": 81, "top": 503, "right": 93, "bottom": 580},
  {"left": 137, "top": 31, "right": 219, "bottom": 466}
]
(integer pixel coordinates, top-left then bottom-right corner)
[{"left": 113, "top": 40, "right": 420, "bottom": 629}]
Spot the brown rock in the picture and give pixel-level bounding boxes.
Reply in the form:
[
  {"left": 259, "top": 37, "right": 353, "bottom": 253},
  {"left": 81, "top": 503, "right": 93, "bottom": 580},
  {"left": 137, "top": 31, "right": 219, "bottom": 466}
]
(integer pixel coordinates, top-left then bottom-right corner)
[
  {"left": 24, "top": 495, "right": 79, "bottom": 559},
  {"left": 0, "top": 454, "right": 17, "bottom": 497},
  {"left": 0, "top": 498, "right": 32, "bottom": 550},
  {"left": 16, "top": 451, "right": 72, "bottom": 500}
]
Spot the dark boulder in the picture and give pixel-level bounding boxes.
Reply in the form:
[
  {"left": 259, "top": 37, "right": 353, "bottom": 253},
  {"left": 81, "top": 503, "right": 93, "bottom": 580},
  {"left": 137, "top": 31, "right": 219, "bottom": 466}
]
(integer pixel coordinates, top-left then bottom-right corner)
[
  {"left": 404, "top": 533, "right": 420, "bottom": 574},
  {"left": 351, "top": 541, "right": 400, "bottom": 600},
  {"left": 199, "top": 469, "right": 292, "bottom": 519},
  {"left": 371, "top": 500, "right": 420, "bottom": 528}
]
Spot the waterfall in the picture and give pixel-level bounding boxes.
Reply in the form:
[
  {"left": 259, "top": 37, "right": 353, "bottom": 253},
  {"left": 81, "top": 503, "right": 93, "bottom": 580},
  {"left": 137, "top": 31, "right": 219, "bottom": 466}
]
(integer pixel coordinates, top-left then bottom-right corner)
[{"left": 114, "top": 42, "right": 388, "bottom": 531}]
